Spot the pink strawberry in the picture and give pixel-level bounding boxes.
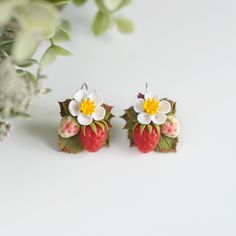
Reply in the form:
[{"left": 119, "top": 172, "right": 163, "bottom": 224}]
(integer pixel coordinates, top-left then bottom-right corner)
[
  {"left": 134, "top": 124, "right": 160, "bottom": 153},
  {"left": 79, "top": 124, "right": 108, "bottom": 152},
  {"left": 58, "top": 116, "right": 80, "bottom": 138},
  {"left": 161, "top": 116, "right": 180, "bottom": 138}
]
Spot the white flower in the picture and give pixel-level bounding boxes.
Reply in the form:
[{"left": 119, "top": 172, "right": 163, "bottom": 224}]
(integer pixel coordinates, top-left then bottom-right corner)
[
  {"left": 68, "top": 89, "right": 106, "bottom": 126},
  {"left": 134, "top": 92, "right": 171, "bottom": 125}
]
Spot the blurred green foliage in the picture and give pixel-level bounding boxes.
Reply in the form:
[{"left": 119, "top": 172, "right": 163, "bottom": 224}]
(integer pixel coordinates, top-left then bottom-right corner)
[{"left": 0, "top": 0, "right": 133, "bottom": 140}]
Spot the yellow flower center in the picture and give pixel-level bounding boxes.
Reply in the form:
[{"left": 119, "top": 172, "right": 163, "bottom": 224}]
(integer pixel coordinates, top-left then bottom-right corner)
[
  {"left": 80, "top": 98, "right": 96, "bottom": 116},
  {"left": 144, "top": 97, "right": 160, "bottom": 115}
]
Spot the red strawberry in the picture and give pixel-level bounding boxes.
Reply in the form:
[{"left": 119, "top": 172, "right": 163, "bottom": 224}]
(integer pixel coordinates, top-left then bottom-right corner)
[
  {"left": 79, "top": 124, "right": 108, "bottom": 152},
  {"left": 134, "top": 124, "right": 160, "bottom": 153}
]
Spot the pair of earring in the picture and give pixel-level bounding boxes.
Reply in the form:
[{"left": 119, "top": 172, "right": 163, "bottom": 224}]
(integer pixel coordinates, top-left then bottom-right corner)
[{"left": 58, "top": 83, "right": 180, "bottom": 154}]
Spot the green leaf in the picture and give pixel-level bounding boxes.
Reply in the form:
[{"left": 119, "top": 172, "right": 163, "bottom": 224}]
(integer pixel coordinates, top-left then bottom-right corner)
[
  {"left": 155, "top": 135, "right": 178, "bottom": 153},
  {"left": 41, "top": 88, "right": 52, "bottom": 94},
  {"left": 90, "top": 122, "right": 97, "bottom": 134},
  {"left": 73, "top": 0, "right": 87, "bottom": 6},
  {"left": 18, "top": 1, "right": 60, "bottom": 39},
  {"left": 92, "top": 11, "right": 113, "bottom": 36},
  {"left": 102, "top": 104, "right": 113, "bottom": 119},
  {"left": 12, "top": 32, "right": 37, "bottom": 64},
  {"left": 52, "top": 45, "right": 73, "bottom": 56},
  {"left": 11, "top": 112, "right": 32, "bottom": 119},
  {"left": 127, "top": 129, "right": 134, "bottom": 146},
  {"left": 53, "top": 0, "right": 71, "bottom": 6},
  {"left": 140, "top": 124, "right": 146, "bottom": 135},
  {"left": 102, "top": 0, "right": 123, "bottom": 11},
  {"left": 40, "top": 46, "right": 57, "bottom": 68},
  {"left": 119, "top": 0, "right": 132, "bottom": 8},
  {"left": 52, "top": 28, "right": 71, "bottom": 42},
  {"left": 147, "top": 124, "right": 153, "bottom": 134},
  {"left": 16, "top": 69, "right": 27, "bottom": 77},
  {"left": 40, "top": 44, "right": 72, "bottom": 68},
  {"left": 17, "top": 58, "right": 38, "bottom": 68},
  {"left": 58, "top": 134, "right": 84, "bottom": 154},
  {"left": 123, "top": 120, "right": 135, "bottom": 130},
  {"left": 116, "top": 18, "right": 134, "bottom": 33},
  {"left": 125, "top": 107, "right": 137, "bottom": 122},
  {"left": 96, "top": 0, "right": 130, "bottom": 12},
  {"left": 58, "top": 99, "right": 71, "bottom": 117},
  {"left": 105, "top": 131, "right": 111, "bottom": 147},
  {"left": 25, "top": 71, "right": 37, "bottom": 83},
  {"left": 105, "top": 119, "right": 112, "bottom": 128},
  {"left": 0, "top": 0, "right": 26, "bottom": 26}
]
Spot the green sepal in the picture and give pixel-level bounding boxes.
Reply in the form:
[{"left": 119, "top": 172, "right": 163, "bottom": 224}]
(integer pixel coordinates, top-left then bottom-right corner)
[
  {"left": 95, "top": 121, "right": 105, "bottom": 132},
  {"left": 139, "top": 124, "right": 146, "bottom": 135},
  {"left": 155, "top": 135, "right": 178, "bottom": 153},
  {"left": 58, "top": 134, "right": 84, "bottom": 154},
  {"left": 81, "top": 126, "right": 86, "bottom": 136},
  {"left": 147, "top": 124, "right": 153, "bottom": 134},
  {"left": 153, "top": 124, "right": 161, "bottom": 136},
  {"left": 90, "top": 122, "right": 97, "bottom": 134},
  {"left": 100, "top": 120, "right": 109, "bottom": 130}
]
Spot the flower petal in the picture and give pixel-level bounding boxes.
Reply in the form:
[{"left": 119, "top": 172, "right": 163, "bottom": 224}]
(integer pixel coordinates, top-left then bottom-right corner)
[
  {"left": 74, "top": 89, "right": 88, "bottom": 103},
  {"left": 92, "top": 106, "right": 106, "bottom": 121},
  {"left": 89, "top": 91, "right": 103, "bottom": 106},
  {"left": 159, "top": 100, "right": 171, "bottom": 113},
  {"left": 144, "top": 92, "right": 158, "bottom": 100},
  {"left": 77, "top": 113, "right": 93, "bottom": 126},
  {"left": 134, "top": 98, "right": 144, "bottom": 113},
  {"left": 68, "top": 100, "right": 80, "bottom": 117},
  {"left": 151, "top": 112, "right": 167, "bottom": 125},
  {"left": 137, "top": 112, "right": 151, "bottom": 124}
]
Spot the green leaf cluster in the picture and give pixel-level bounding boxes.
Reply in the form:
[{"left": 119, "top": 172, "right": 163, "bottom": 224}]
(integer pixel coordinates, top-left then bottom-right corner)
[
  {"left": 93, "top": 0, "right": 134, "bottom": 35},
  {"left": 40, "top": 42, "right": 72, "bottom": 68}
]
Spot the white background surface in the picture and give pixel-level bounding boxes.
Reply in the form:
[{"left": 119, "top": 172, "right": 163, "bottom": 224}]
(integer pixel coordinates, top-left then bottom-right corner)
[{"left": 0, "top": 0, "right": 236, "bottom": 235}]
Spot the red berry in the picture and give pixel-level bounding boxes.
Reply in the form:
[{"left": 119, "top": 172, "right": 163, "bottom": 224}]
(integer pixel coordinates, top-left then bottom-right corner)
[
  {"left": 79, "top": 124, "right": 108, "bottom": 152},
  {"left": 134, "top": 124, "right": 160, "bottom": 153}
]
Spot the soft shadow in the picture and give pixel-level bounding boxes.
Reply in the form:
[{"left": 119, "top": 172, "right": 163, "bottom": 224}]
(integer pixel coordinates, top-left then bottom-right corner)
[{"left": 21, "top": 120, "right": 58, "bottom": 151}]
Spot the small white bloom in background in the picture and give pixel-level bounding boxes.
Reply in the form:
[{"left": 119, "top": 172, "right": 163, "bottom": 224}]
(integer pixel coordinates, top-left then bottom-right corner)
[
  {"left": 68, "top": 89, "right": 106, "bottom": 126},
  {"left": 134, "top": 91, "right": 171, "bottom": 125}
]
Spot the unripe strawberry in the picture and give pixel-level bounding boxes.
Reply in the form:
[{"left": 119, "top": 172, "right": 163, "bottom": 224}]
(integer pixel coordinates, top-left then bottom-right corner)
[
  {"left": 161, "top": 116, "right": 180, "bottom": 138},
  {"left": 134, "top": 124, "right": 160, "bottom": 153},
  {"left": 58, "top": 116, "right": 80, "bottom": 138},
  {"left": 79, "top": 124, "right": 108, "bottom": 152}
]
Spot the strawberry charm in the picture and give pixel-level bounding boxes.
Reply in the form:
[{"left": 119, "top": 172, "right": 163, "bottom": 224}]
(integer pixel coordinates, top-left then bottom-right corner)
[
  {"left": 121, "top": 84, "right": 180, "bottom": 153},
  {"left": 58, "top": 83, "right": 114, "bottom": 154}
]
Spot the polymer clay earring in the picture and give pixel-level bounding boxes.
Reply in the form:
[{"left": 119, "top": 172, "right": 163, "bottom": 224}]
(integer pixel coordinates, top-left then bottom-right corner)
[
  {"left": 121, "top": 83, "right": 180, "bottom": 153},
  {"left": 58, "top": 83, "right": 114, "bottom": 153}
]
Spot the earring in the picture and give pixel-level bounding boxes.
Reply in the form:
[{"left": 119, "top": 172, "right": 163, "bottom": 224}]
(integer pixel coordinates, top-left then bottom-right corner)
[
  {"left": 58, "top": 83, "right": 114, "bottom": 154},
  {"left": 121, "top": 83, "right": 180, "bottom": 153}
]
